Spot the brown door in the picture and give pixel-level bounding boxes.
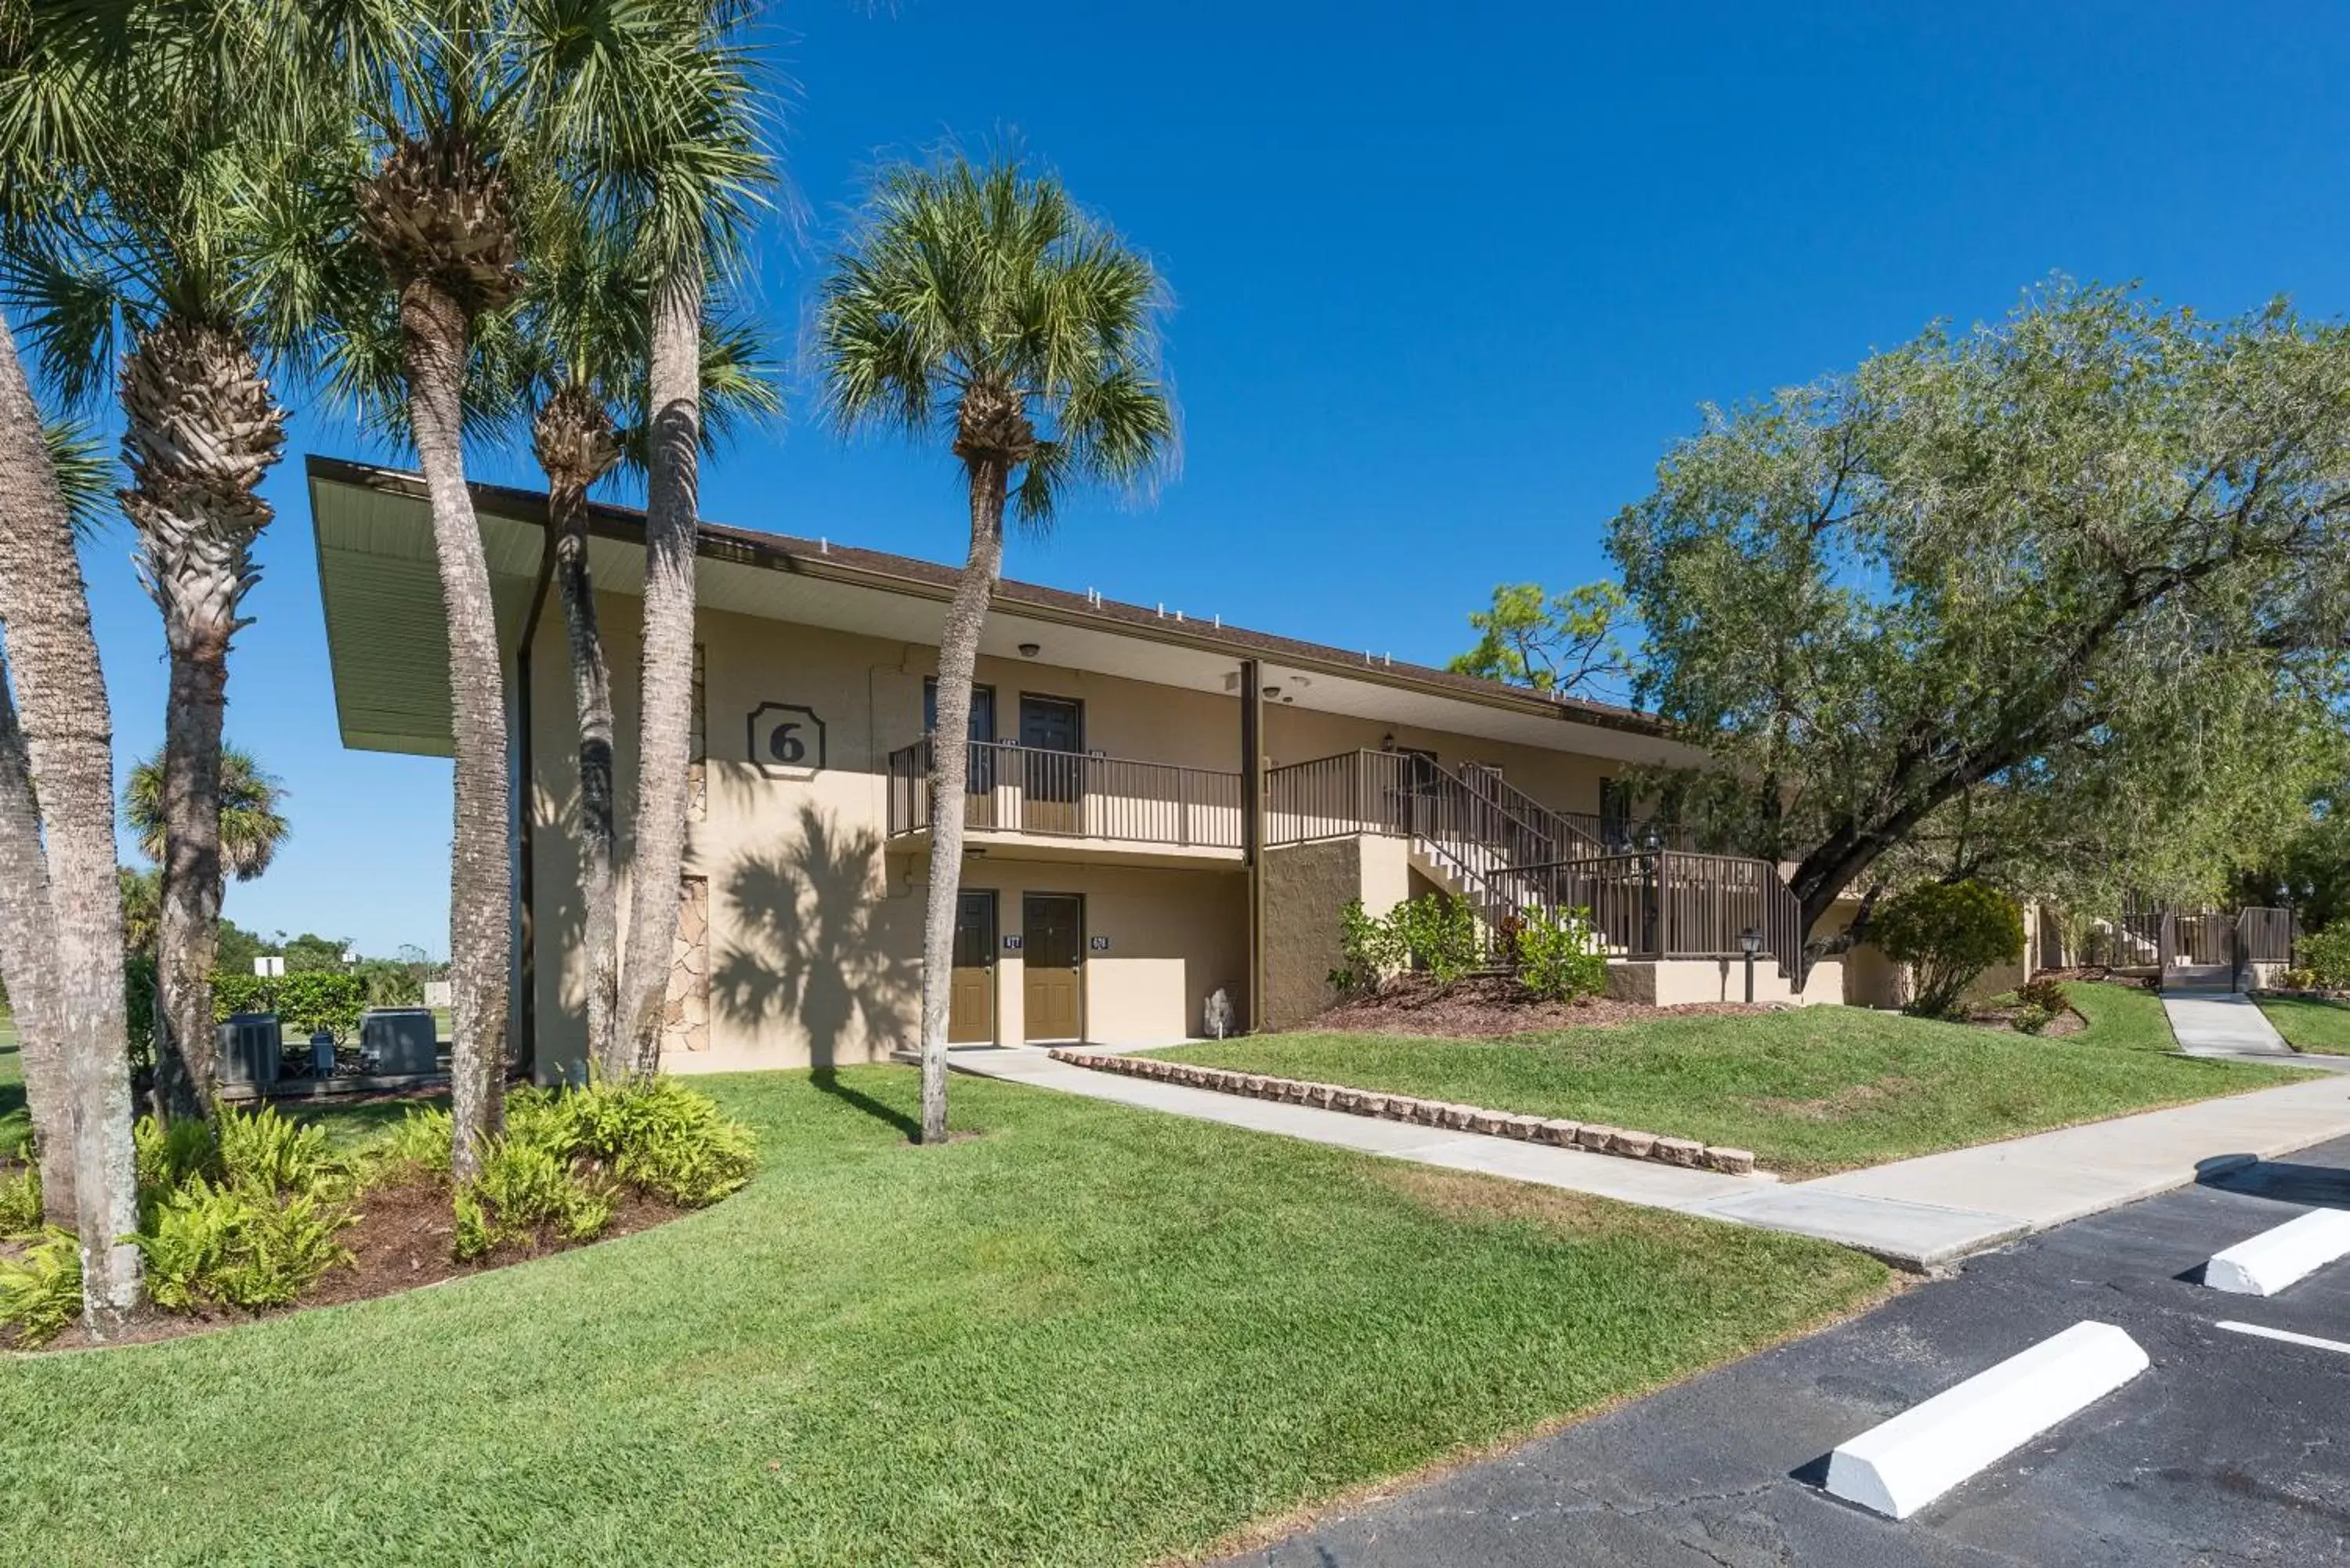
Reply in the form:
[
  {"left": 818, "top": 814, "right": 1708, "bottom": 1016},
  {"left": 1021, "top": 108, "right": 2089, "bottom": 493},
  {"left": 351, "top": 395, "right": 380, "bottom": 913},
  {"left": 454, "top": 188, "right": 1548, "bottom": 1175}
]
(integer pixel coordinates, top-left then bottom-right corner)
[
  {"left": 1022, "top": 893, "right": 1084, "bottom": 1041},
  {"left": 949, "top": 891, "right": 997, "bottom": 1044},
  {"left": 1018, "top": 695, "right": 1084, "bottom": 836}
]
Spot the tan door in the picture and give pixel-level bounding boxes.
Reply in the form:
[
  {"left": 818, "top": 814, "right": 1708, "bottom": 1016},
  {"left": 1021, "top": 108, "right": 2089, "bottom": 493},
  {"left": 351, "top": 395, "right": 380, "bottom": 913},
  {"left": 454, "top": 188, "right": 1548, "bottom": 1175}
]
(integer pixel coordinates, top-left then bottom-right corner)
[
  {"left": 1022, "top": 893, "right": 1084, "bottom": 1041},
  {"left": 949, "top": 891, "right": 997, "bottom": 1045}
]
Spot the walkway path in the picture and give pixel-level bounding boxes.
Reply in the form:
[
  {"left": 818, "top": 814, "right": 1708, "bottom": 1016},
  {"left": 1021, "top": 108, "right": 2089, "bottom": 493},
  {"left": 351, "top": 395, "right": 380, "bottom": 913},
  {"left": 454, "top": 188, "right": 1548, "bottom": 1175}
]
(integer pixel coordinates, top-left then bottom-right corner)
[
  {"left": 951, "top": 1045, "right": 2350, "bottom": 1270},
  {"left": 2163, "top": 990, "right": 2319, "bottom": 1063}
]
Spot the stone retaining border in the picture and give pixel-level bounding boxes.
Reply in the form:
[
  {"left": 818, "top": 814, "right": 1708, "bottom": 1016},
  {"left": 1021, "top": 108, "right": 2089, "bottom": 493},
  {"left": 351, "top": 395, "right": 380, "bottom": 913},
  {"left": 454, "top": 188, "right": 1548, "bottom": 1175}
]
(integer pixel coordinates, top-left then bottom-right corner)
[{"left": 1047, "top": 1049, "right": 1760, "bottom": 1176}]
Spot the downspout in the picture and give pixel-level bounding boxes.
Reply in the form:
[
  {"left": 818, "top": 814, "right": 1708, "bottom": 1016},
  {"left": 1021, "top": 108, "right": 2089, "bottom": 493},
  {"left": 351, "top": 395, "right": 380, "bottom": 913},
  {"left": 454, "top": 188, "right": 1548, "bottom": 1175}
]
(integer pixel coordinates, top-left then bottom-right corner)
[
  {"left": 512, "top": 525, "right": 555, "bottom": 1081},
  {"left": 1241, "top": 659, "right": 1264, "bottom": 1031}
]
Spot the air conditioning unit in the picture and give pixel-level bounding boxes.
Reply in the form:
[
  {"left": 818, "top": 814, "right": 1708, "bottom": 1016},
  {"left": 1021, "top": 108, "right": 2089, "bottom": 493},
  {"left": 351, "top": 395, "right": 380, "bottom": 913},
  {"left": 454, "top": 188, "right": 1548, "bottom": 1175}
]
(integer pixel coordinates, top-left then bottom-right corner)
[
  {"left": 361, "top": 1007, "right": 439, "bottom": 1076},
  {"left": 216, "top": 1013, "right": 282, "bottom": 1086}
]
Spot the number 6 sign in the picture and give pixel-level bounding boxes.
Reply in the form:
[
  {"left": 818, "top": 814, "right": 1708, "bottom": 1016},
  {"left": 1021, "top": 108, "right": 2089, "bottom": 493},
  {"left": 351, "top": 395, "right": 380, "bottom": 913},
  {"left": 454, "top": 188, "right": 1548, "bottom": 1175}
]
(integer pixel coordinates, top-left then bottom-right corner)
[{"left": 748, "top": 703, "right": 826, "bottom": 776}]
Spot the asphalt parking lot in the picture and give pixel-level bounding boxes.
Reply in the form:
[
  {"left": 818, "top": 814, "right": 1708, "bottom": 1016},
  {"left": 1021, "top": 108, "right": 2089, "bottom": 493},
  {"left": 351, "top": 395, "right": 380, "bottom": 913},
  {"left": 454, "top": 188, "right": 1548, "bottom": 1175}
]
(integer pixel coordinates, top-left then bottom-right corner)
[{"left": 1227, "top": 1136, "right": 2350, "bottom": 1567}]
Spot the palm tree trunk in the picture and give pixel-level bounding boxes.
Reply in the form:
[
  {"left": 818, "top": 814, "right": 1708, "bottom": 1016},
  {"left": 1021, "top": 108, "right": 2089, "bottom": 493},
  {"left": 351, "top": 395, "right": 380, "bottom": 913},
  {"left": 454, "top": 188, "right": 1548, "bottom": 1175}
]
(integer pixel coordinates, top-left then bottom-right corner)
[
  {"left": 548, "top": 473, "right": 620, "bottom": 1078},
  {"left": 916, "top": 457, "right": 1008, "bottom": 1144},
  {"left": 397, "top": 280, "right": 510, "bottom": 1180},
  {"left": 0, "top": 322, "right": 143, "bottom": 1331},
  {"left": 0, "top": 663, "right": 76, "bottom": 1223},
  {"left": 120, "top": 316, "right": 280, "bottom": 1123},
  {"left": 149, "top": 620, "right": 233, "bottom": 1122},
  {"left": 617, "top": 267, "right": 703, "bottom": 1079}
]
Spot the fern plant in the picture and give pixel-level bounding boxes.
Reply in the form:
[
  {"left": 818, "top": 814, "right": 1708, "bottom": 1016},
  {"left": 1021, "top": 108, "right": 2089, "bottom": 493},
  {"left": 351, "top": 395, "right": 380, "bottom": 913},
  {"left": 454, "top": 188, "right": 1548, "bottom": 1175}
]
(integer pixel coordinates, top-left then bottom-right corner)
[
  {"left": 0, "top": 1150, "right": 41, "bottom": 1236},
  {"left": 0, "top": 1229, "right": 84, "bottom": 1348}
]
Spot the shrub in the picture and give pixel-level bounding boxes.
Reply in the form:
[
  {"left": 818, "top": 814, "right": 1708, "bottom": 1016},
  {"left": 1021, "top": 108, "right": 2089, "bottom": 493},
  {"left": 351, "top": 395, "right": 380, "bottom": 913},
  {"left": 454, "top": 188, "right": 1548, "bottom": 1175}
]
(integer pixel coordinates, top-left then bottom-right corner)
[
  {"left": 136, "top": 1178, "right": 356, "bottom": 1311},
  {"left": 1516, "top": 905, "right": 1608, "bottom": 1002},
  {"left": 2016, "top": 976, "right": 2070, "bottom": 1014},
  {"left": 0, "top": 1153, "right": 42, "bottom": 1236},
  {"left": 134, "top": 1114, "right": 222, "bottom": 1209},
  {"left": 1329, "top": 898, "right": 1404, "bottom": 996},
  {"left": 2281, "top": 966, "right": 2319, "bottom": 991},
  {"left": 453, "top": 1184, "right": 497, "bottom": 1262},
  {"left": 1394, "top": 894, "right": 1484, "bottom": 984},
  {"left": 374, "top": 1106, "right": 455, "bottom": 1180},
  {"left": 215, "top": 1105, "right": 343, "bottom": 1198},
  {"left": 562, "top": 1078, "right": 759, "bottom": 1206},
  {"left": 0, "top": 1227, "right": 81, "bottom": 1348},
  {"left": 212, "top": 970, "right": 369, "bottom": 1042},
  {"left": 2010, "top": 1003, "right": 2056, "bottom": 1035},
  {"left": 2299, "top": 924, "right": 2350, "bottom": 989},
  {"left": 1872, "top": 880, "right": 2025, "bottom": 1018}
]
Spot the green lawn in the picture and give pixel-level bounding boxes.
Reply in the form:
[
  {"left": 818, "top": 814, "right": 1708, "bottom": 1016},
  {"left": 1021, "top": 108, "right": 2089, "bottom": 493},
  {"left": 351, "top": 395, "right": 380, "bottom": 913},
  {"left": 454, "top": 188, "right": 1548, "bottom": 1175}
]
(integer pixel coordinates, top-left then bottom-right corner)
[
  {"left": 0, "top": 1010, "right": 25, "bottom": 1154},
  {"left": 1159, "top": 982, "right": 2305, "bottom": 1180},
  {"left": 0, "top": 1067, "right": 1885, "bottom": 1566},
  {"left": 2258, "top": 995, "right": 2350, "bottom": 1056}
]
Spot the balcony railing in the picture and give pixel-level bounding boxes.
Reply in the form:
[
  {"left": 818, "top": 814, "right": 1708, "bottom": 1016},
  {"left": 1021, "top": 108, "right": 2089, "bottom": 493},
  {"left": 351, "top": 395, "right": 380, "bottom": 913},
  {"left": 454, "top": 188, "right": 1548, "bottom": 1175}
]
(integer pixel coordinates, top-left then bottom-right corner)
[
  {"left": 1514, "top": 851, "right": 1806, "bottom": 980},
  {"left": 886, "top": 737, "right": 1244, "bottom": 850}
]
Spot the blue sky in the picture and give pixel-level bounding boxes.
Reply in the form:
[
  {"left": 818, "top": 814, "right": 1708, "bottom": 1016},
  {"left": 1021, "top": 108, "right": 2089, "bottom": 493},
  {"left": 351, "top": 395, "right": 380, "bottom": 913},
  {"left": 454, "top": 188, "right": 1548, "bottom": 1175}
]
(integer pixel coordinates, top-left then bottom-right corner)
[{"left": 52, "top": 0, "right": 2350, "bottom": 957}]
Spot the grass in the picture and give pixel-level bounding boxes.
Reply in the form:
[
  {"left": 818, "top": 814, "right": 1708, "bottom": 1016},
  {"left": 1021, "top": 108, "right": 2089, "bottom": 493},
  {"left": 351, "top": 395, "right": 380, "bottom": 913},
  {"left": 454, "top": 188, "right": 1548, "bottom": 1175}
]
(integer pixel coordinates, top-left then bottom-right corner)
[
  {"left": 2258, "top": 995, "right": 2350, "bottom": 1056},
  {"left": 0, "top": 1067, "right": 1887, "bottom": 1566},
  {"left": 0, "top": 1010, "right": 24, "bottom": 1155},
  {"left": 1159, "top": 981, "right": 2308, "bottom": 1180}
]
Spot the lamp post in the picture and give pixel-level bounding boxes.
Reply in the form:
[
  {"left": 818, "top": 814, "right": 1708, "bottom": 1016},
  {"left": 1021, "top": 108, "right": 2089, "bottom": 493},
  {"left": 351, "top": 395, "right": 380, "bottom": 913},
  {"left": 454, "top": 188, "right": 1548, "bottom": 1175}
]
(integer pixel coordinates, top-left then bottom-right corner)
[{"left": 1739, "top": 926, "right": 1762, "bottom": 1004}]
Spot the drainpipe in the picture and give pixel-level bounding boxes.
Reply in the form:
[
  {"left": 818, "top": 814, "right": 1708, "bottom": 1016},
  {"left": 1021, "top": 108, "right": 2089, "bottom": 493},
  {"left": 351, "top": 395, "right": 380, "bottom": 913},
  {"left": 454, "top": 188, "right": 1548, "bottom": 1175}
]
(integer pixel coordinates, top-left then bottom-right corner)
[
  {"left": 512, "top": 526, "right": 555, "bottom": 1082},
  {"left": 1241, "top": 659, "right": 1264, "bottom": 1031}
]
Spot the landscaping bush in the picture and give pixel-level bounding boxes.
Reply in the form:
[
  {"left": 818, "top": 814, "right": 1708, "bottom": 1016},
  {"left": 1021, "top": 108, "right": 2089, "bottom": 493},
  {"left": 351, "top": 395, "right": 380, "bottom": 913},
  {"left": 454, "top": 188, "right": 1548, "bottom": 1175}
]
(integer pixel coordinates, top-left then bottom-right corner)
[
  {"left": 215, "top": 1104, "right": 343, "bottom": 1198},
  {"left": 134, "top": 1113, "right": 222, "bottom": 1208},
  {"left": 2299, "top": 924, "right": 2350, "bottom": 989},
  {"left": 2280, "top": 966, "right": 2319, "bottom": 991},
  {"left": 0, "top": 1151, "right": 42, "bottom": 1236},
  {"left": 211, "top": 971, "right": 369, "bottom": 1042},
  {"left": 0, "top": 1228, "right": 81, "bottom": 1348},
  {"left": 372, "top": 1106, "right": 454, "bottom": 1179},
  {"left": 1394, "top": 894, "right": 1484, "bottom": 984},
  {"left": 561, "top": 1077, "right": 760, "bottom": 1206},
  {"left": 1872, "top": 880, "right": 2025, "bottom": 1017},
  {"left": 1515, "top": 905, "right": 1607, "bottom": 1002},
  {"left": 2009, "top": 1003, "right": 2056, "bottom": 1035},
  {"left": 2016, "top": 976, "right": 2070, "bottom": 1014},
  {"left": 1329, "top": 898, "right": 1405, "bottom": 996},
  {"left": 401, "top": 1077, "right": 757, "bottom": 1262},
  {"left": 136, "top": 1180, "right": 357, "bottom": 1311}
]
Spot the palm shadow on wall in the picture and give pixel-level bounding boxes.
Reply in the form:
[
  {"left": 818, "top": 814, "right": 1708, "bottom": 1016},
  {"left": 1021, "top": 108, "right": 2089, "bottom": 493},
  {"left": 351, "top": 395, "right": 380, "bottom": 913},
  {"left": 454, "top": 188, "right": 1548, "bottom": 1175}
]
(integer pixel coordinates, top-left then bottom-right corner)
[{"left": 713, "top": 803, "right": 916, "bottom": 1071}]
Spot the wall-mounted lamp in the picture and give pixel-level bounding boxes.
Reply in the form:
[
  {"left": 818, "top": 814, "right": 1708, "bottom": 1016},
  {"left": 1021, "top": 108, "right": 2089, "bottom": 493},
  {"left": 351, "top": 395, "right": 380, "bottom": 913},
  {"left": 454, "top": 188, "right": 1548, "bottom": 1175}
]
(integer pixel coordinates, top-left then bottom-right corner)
[
  {"left": 1379, "top": 732, "right": 1396, "bottom": 750},
  {"left": 1017, "top": 642, "right": 1041, "bottom": 659}
]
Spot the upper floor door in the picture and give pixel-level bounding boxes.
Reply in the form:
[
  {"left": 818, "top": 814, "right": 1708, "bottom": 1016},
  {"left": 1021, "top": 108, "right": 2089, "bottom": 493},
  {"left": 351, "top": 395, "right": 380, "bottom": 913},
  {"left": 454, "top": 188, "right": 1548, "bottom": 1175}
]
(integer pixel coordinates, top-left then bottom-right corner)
[{"left": 1018, "top": 694, "right": 1085, "bottom": 833}]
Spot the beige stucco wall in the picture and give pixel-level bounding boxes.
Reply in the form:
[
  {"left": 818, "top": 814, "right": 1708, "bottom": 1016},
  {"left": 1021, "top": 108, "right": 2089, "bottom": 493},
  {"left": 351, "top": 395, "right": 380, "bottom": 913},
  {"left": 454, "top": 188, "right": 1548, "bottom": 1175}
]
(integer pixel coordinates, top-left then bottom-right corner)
[
  {"left": 1604, "top": 957, "right": 1845, "bottom": 1007},
  {"left": 522, "top": 593, "right": 1262, "bottom": 1077},
  {"left": 518, "top": 583, "right": 1806, "bottom": 1075},
  {"left": 1260, "top": 835, "right": 1412, "bottom": 1031}
]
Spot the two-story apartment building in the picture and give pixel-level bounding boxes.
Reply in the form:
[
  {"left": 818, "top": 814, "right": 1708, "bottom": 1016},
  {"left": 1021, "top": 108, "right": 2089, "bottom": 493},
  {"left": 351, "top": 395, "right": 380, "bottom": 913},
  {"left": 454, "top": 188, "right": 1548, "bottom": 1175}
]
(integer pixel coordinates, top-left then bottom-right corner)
[{"left": 309, "top": 457, "right": 1849, "bottom": 1083}]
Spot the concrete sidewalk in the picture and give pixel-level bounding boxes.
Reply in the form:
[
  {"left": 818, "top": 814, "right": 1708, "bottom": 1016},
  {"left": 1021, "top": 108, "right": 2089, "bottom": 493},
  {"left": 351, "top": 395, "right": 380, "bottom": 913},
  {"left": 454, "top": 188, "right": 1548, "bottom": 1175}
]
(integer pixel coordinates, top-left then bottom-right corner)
[
  {"left": 2165, "top": 991, "right": 2291, "bottom": 1054},
  {"left": 953, "top": 1044, "right": 2350, "bottom": 1270}
]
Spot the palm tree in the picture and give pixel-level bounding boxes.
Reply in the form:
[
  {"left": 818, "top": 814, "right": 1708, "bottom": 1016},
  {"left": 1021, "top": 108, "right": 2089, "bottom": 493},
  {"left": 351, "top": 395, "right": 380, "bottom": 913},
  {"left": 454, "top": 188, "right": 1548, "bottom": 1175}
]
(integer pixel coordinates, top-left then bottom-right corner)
[
  {"left": 513, "top": 210, "right": 774, "bottom": 1079},
  {"left": 817, "top": 154, "right": 1176, "bottom": 1143},
  {"left": 0, "top": 419, "right": 113, "bottom": 1226},
  {"left": 546, "top": 0, "right": 770, "bottom": 1079},
  {"left": 0, "top": 0, "right": 301, "bottom": 1120},
  {"left": 126, "top": 743, "right": 289, "bottom": 880},
  {"left": 0, "top": 0, "right": 148, "bottom": 1330}
]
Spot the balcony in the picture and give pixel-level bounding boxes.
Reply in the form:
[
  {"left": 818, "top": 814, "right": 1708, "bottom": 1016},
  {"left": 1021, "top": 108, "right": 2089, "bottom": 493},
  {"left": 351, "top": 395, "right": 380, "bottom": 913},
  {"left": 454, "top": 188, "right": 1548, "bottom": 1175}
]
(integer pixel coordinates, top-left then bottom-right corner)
[{"left": 885, "top": 738, "right": 1246, "bottom": 865}]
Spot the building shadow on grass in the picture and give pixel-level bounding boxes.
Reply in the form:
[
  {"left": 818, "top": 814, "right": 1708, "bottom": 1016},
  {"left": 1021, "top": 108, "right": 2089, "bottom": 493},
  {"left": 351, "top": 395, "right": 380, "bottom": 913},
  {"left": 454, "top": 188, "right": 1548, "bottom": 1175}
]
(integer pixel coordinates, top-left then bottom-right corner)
[{"left": 808, "top": 1068, "right": 920, "bottom": 1141}]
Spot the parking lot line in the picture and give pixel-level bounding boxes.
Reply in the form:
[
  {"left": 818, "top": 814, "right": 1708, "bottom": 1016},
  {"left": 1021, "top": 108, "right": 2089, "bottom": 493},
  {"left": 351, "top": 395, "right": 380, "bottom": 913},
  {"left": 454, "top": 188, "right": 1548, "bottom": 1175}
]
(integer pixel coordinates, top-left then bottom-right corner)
[{"left": 2214, "top": 1320, "right": 2350, "bottom": 1357}]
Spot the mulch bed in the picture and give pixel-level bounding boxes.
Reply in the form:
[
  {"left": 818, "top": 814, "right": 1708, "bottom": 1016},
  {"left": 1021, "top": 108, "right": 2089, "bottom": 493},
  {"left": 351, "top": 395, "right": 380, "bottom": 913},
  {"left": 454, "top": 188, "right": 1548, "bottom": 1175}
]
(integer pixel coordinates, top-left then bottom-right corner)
[
  {"left": 23, "top": 1176, "right": 689, "bottom": 1354},
  {"left": 1961, "top": 1002, "right": 2087, "bottom": 1037},
  {"left": 1300, "top": 974, "right": 1779, "bottom": 1039}
]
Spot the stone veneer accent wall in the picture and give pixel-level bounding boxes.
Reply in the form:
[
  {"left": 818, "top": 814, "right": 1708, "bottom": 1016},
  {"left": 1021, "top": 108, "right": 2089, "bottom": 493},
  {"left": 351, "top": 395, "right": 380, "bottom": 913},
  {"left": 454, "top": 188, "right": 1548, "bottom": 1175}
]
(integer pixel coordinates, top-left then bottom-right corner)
[{"left": 1049, "top": 1049, "right": 1761, "bottom": 1176}]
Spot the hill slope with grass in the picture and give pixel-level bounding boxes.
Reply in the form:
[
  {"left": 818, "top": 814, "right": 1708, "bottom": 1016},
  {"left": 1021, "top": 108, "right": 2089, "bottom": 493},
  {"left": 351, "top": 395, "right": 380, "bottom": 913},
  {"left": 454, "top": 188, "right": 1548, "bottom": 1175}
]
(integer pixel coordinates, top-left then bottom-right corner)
[{"left": 1162, "top": 982, "right": 2304, "bottom": 1178}]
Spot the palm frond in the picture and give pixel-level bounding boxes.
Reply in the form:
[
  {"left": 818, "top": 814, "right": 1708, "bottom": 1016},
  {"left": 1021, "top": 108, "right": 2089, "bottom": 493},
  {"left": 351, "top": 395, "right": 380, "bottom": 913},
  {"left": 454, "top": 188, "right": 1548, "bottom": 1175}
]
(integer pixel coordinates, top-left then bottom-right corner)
[{"left": 40, "top": 412, "right": 113, "bottom": 540}]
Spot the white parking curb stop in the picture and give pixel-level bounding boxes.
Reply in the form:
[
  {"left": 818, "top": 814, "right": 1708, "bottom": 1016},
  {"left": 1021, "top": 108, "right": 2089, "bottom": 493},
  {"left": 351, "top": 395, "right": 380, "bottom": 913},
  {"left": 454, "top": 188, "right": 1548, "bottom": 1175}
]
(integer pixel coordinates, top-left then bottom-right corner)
[
  {"left": 2204, "top": 1209, "right": 2350, "bottom": 1297},
  {"left": 1824, "top": 1321, "right": 2150, "bottom": 1519}
]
